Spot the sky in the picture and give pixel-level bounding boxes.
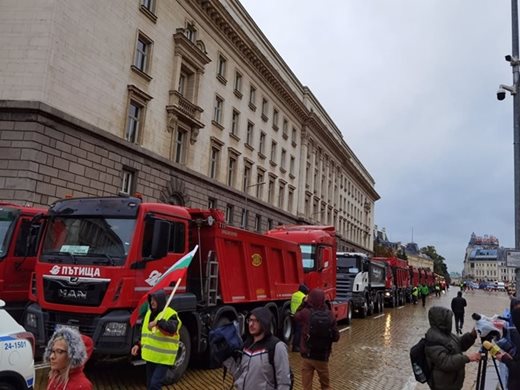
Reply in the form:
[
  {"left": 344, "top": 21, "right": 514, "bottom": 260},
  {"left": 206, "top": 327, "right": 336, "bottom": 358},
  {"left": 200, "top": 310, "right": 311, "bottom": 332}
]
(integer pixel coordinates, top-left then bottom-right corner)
[{"left": 240, "top": 0, "right": 515, "bottom": 274}]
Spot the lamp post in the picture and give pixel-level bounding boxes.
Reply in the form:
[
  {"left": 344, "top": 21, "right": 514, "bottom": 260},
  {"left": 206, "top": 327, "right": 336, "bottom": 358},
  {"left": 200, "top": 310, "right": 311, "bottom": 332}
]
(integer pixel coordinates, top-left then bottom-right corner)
[
  {"left": 243, "top": 181, "right": 265, "bottom": 229},
  {"left": 499, "top": 0, "right": 520, "bottom": 297}
]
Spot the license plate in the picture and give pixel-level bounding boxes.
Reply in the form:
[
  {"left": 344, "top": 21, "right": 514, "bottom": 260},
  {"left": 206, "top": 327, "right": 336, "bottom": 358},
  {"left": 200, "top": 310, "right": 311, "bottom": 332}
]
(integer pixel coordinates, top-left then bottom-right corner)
[{"left": 56, "top": 324, "right": 80, "bottom": 332}]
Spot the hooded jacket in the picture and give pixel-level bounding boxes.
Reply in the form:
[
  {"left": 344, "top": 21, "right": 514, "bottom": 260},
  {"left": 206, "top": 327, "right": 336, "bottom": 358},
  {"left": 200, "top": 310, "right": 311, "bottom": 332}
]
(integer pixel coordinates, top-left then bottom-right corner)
[
  {"left": 424, "top": 306, "right": 477, "bottom": 390},
  {"left": 223, "top": 307, "right": 291, "bottom": 390},
  {"left": 294, "top": 288, "right": 340, "bottom": 361},
  {"left": 502, "top": 303, "right": 520, "bottom": 390},
  {"left": 44, "top": 327, "right": 93, "bottom": 390}
]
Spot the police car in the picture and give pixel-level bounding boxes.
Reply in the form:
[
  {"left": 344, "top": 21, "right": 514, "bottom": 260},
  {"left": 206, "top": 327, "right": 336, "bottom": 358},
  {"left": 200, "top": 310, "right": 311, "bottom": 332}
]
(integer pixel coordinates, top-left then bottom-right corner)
[{"left": 0, "top": 299, "right": 35, "bottom": 390}]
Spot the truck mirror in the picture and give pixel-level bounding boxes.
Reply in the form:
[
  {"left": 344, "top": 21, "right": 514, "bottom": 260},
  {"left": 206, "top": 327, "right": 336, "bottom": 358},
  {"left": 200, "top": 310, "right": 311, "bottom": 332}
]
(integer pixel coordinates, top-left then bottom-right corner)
[{"left": 150, "top": 220, "right": 170, "bottom": 259}]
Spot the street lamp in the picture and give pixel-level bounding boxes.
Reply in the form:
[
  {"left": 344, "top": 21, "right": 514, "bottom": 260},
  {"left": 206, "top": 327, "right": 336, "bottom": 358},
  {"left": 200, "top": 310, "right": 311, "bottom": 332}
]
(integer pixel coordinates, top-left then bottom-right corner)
[
  {"left": 498, "top": 0, "right": 520, "bottom": 297},
  {"left": 243, "top": 181, "right": 265, "bottom": 228}
]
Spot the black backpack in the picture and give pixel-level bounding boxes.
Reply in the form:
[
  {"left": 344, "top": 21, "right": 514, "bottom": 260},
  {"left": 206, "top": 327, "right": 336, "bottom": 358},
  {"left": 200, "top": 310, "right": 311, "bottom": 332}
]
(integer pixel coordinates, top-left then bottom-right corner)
[
  {"left": 265, "top": 336, "right": 294, "bottom": 390},
  {"left": 306, "top": 309, "right": 334, "bottom": 354},
  {"left": 410, "top": 338, "right": 432, "bottom": 384}
]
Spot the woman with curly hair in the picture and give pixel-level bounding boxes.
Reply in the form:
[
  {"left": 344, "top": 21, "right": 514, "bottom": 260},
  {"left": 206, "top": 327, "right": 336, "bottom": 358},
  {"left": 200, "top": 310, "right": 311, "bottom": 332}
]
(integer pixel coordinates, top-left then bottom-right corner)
[{"left": 43, "top": 326, "right": 93, "bottom": 390}]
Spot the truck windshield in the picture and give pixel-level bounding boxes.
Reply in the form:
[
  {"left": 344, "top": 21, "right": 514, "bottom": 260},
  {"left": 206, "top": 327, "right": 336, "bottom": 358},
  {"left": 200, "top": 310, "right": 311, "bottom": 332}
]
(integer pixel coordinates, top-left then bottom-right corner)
[
  {"left": 41, "top": 217, "right": 136, "bottom": 265},
  {"left": 300, "top": 244, "right": 317, "bottom": 271},
  {"left": 0, "top": 207, "right": 16, "bottom": 259},
  {"left": 337, "top": 256, "right": 360, "bottom": 274}
]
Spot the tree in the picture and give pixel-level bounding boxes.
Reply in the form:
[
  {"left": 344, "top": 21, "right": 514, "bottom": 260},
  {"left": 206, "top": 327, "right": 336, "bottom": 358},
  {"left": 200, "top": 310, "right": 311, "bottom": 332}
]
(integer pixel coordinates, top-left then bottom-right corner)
[
  {"left": 373, "top": 243, "right": 394, "bottom": 257},
  {"left": 420, "top": 245, "right": 451, "bottom": 284}
]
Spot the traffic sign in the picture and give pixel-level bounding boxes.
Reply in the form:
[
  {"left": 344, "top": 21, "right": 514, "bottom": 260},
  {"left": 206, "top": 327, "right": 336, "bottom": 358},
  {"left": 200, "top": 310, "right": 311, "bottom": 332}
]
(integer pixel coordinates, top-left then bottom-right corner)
[{"left": 506, "top": 250, "right": 520, "bottom": 267}]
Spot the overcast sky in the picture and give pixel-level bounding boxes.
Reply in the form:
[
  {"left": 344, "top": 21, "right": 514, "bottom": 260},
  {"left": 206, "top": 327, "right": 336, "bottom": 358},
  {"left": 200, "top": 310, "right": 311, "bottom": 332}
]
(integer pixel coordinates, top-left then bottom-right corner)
[{"left": 240, "top": 0, "right": 515, "bottom": 274}]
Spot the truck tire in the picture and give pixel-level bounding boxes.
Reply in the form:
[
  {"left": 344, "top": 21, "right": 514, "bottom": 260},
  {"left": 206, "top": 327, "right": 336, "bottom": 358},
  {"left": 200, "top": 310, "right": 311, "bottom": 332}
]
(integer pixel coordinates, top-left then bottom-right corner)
[
  {"left": 0, "top": 383, "right": 17, "bottom": 390},
  {"left": 280, "top": 307, "right": 293, "bottom": 344},
  {"left": 345, "top": 302, "right": 352, "bottom": 325},
  {"left": 378, "top": 295, "right": 384, "bottom": 313},
  {"left": 163, "top": 326, "right": 191, "bottom": 385},
  {"left": 367, "top": 299, "right": 374, "bottom": 316},
  {"left": 359, "top": 301, "right": 368, "bottom": 318}
]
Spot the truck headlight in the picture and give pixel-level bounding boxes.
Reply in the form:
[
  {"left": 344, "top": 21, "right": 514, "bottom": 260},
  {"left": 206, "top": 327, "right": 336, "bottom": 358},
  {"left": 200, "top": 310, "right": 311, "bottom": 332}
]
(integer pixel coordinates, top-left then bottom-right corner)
[
  {"left": 25, "top": 312, "right": 38, "bottom": 328},
  {"left": 384, "top": 292, "right": 391, "bottom": 297},
  {"left": 103, "top": 322, "right": 127, "bottom": 337}
]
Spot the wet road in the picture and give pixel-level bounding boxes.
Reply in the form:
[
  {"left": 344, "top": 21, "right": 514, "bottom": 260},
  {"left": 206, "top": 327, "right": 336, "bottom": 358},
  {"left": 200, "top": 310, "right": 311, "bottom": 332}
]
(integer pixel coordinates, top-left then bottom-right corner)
[{"left": 34, "top": 288, "right": 511, "bottom": 389}]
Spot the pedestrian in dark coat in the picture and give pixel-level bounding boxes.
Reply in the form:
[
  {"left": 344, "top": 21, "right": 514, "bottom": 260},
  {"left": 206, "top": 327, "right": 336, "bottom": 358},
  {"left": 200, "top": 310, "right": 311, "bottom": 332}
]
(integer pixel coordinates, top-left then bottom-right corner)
[
  {"left": 451, "top": 291, "right": 467, "bottom": 334},
  {"left": 496, "top": 299, "right": 520, "bottom": 390},
  {"left": 294, "top": 288, "right": 339, "bottom": 390},
  {"left": 424, "top": 306, "right": 480, "bottom": 390}
]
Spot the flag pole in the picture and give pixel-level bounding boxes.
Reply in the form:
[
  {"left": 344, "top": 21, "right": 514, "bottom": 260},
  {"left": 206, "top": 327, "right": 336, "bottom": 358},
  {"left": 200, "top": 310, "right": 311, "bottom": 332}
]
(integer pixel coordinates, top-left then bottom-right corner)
[{"left": 152, "top": 277, "right": 183, "bottom": 329}]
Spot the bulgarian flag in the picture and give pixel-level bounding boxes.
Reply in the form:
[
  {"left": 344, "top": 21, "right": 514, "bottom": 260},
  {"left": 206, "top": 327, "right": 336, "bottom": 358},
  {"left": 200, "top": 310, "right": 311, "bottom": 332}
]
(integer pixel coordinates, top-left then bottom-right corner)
[{"left": 129, "top": 245, "right": 198, "bottom": 326}]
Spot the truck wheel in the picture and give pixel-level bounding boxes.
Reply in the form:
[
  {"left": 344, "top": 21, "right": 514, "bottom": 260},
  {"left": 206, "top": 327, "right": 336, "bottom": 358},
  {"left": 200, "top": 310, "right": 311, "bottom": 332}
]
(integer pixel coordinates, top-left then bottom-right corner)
[
  {"left": 391, "top": 294, "right": 396, "bottom": 308},
  {"left": 378, "top": 295, "right": 384, "bottom": 313},
  {"left": 163, "top": 326, "right": 191, "bottom": 385},
  {"left": 0, "top": 383, "right": 16, "bottom": 390},
  {"left": 359, "top": 302, "right": 368, "bottom": 318},
  {"left": 281, "top": 308, "right": 293, "bottom": 344},
  {"left": 367, "top": 300, "right": 374, "bottom": 316},
  {"left": 345, "top": 303, "right": 352, "bottom": 325}
]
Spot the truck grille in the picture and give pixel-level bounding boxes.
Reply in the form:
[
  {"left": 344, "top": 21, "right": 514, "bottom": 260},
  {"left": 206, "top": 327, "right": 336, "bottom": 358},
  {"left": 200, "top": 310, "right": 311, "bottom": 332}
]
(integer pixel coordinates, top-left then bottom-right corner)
[
  {"left": 43, "top": 277, "right": 109, "bottom": 307},
  {"left": 45, "top": 312, "right": 98, "bottom": 338},
  {"left": 336, "top": 272, "right": 355, "bottom": 299}
]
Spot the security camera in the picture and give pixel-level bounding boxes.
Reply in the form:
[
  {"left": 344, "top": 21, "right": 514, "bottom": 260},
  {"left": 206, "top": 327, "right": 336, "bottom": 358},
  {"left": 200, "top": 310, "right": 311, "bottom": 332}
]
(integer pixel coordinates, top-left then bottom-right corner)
[
  {"left": 497, "top": 87, "right": 507, "bottom": 101},
  {"left": 506, "top": 54, "right": 513, "bottom": 62}
]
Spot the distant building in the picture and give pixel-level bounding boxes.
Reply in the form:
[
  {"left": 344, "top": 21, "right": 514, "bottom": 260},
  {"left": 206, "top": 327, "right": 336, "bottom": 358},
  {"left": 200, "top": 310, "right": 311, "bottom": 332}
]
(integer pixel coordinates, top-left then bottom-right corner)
[{"left": 463, "top": 233, "right": 515, "bottom": 282}]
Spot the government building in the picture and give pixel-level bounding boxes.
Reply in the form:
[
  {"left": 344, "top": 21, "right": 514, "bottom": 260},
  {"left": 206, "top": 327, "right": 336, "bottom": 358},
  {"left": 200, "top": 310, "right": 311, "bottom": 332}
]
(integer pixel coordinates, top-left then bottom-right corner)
[{"left": 0, "top": 0, "right": 379, "bottom": 253}]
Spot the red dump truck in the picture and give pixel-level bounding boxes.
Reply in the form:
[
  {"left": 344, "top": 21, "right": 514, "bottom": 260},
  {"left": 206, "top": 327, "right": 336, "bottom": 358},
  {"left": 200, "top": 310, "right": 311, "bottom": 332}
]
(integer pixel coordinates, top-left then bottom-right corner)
[
  {"left": 266, "top": 225, "right": 352, "bottom": 323},
  {"left": 0, "top": 202, "right": 45, "bottom": 322},
  {"left": 335, "top": 252, "right": 386, "bottom": 317},
  {"left": 373, "top": 256, "right": 410, "bottom": 307},
  {"left": 23, "top": 196, "right": 306, "bottom": 383}
]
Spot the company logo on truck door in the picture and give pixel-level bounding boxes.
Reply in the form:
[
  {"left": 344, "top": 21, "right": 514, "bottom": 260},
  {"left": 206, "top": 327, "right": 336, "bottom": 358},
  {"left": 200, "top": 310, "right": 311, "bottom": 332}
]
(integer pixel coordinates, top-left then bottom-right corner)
[
  {"left": 49, "top": 265, "right": 101, "bottom": 278},
  {"left": 251, "top": 253, "right": 262, "bottom": 267}
]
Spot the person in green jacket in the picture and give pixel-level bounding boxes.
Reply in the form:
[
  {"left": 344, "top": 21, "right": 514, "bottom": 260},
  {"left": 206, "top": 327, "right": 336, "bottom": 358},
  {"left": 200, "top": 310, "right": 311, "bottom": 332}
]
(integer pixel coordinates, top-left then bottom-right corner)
[
  {"left": 424, "top": 306, "right": 480, "bottom": 390},
  {"left": 411, "top": 286, "right": 419, "bottom": 305},
  {"left": 290, "top": 284, "right": 309, "bottom": 352},
  {"left": 420, "top": 284, "right": 429, "bottom": 307}
]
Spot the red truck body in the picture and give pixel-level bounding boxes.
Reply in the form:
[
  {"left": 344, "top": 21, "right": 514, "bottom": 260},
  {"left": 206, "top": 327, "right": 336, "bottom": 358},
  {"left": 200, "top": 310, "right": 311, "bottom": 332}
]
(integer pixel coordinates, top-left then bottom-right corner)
[
  {"left": 409, "top": 266, "right": 420, "bottom": 288},
  {"left": 24, "top": 197, "right": 304, "bottom": 383},
  {"left": 372, "top": 256, "right": 410, "bottom": 307},
  {"left": 266, "top": 225, "right": 351, "bottom": 323},
  {"left": 0, "top": 202, "right": 46, "bottom": 321}
]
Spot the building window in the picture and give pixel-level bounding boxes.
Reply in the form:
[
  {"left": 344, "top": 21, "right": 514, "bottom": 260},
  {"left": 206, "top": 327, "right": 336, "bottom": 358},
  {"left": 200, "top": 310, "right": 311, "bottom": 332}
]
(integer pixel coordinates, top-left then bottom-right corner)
[
  {"left": 209, "top": 146, "right": 220, "bottom": 179},
  {"left": 217, "top": 54, "right": 227, "bottom": 83},
  {"left": 288, "top": 187, "right": 294, "bottom": 213},
  {"left": 259, "top": 132, "right": 266, "bottom": 156},
  {"left": 270, "top": 141, "right": 277, "bottom": 163},
  {"left": 249, "top": 85, "right": 256, "bottom": 110},
  {"left": 268, "top": 218, "right": 273, "bottom": 230},
  {"left": 178, "top": 73, "right": 187, "bottom": 96},
  {"left": 133, "top": 32, "right": 153, "bottom": 77},
  {"left": 282, "top": 118, "right": 289, "bottom": 138},
  {"left": 290, "top": 155, "right": 295, "bottom": 177},
  {"left": 214, "top": 95, "right": 224, "bottom": 124},
  {"left": 256, "top": 172, "right": 264, "bottom": 198},
  {"left": 246, "top": 121, "right": 254, "bottom": 146},
  {"left": 174, "top": 128, "right": 187, "bottom": 164},
  {"left": 121, "top": 169, "right": 135, "bottom": 195},
  {"left": 243, "top": 164, "right": 251, "bottom": 192},
  {"left": 185, "top": 22, "right": 197, "bottom": 42},
  {"left": 241, "top": 208, "right": 248, "bottom": 229},
  {"left": 225, "top": 204, "right": 234, "bottom": 224},
  {"left": 291, "top": 127, "right": 297, "bottom": 145},
  {"left": 255, "top": 214, "right": 262, "bottom": 232},
  {"left": 208, "top": 197, "right": 217, "bottom": 209},
  {"left": 231, "top": 110, "right": 240, "bottom": 136},
  {"left": 272, "top": 109, "right": 279, "bottom": 130},
  {"left": 227, "top": 155, "right": 237, "bottom": 187},
  {"left": 140, "top": 0, "right": 157, "bottom": 22},
  {"left": 125, "top": 101, "right": 142, "bottom": 143},
  {"left": 234, "top": 71, "right": 242, "bottom": 96},
  {"left": 281, "top": 149, "right": 287, "bottom": 171},
  {"left": 261, "top": 98, "right": 268, "bottom": 121},
  {"left": 268, "top": 177, "right": 275, "bottom": 203},
  {"left": 278, "top": 183, "right": 285, "bottom": 208}
]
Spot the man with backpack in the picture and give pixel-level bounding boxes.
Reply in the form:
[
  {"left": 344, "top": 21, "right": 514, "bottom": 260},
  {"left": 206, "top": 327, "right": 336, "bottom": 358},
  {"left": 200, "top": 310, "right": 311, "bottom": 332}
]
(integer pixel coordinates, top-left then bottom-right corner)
[
  {"left": 223, "top": 306, "right": 292, "bottom": 389},
  {"left": 295, "top": 288, "right": 340, "bottom": 390}
]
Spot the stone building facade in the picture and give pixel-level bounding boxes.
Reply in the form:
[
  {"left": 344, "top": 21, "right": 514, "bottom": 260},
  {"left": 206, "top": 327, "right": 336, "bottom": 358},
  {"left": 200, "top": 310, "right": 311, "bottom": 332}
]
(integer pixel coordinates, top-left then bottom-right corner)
[{"left": 0, "top": 0, "right": 379, "bottom": 253}]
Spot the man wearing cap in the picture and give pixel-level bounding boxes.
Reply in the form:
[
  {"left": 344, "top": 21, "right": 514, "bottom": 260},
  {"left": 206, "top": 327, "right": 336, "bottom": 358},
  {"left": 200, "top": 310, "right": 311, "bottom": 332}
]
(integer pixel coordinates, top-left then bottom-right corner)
[
  {"left": 290, "top": 284, "right": 309, "bottom": 352},
  {"left": 223, "top": 307, "right": 291, "bottom": 389}
]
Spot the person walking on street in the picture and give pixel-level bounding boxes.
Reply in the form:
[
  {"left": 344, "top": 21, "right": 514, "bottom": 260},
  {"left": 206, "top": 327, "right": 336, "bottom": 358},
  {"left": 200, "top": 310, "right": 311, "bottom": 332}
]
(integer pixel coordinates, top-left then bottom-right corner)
[
  {"left": 290, "top": 284, "right": 309, "bottom": 352},
  {"left": 424, "top": 306, "right": 480, "bottom": 390},
  {"left": 295, "top": 288, "right": 340, "bottom": 390},
  {"left": 451, "top": 291, "right": 467, "bottom": 334},
  {"left": 420, "top": 284, "right": 429, "bottom": 307},
  {"left": 411, "top": 286, "right": 419, "bottom": 305},
  {"left": 434, "top": 284, "right": 441, "bottom": 297},
  {"left": 131, "top": 290, "right": 181, "bottom": 390},
  {"left": 223, "top": 307, "right": 292, "bottom": 390},
  {"left": 44, "top": 326, "right": 93, "bottom": 390}
]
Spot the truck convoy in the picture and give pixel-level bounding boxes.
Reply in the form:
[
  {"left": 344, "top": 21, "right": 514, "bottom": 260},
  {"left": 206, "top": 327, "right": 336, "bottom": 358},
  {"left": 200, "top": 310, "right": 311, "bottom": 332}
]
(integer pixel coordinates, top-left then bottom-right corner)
[
  {"left": 0, "top": 202, "right": 45, "bottom": 322},
  {"left": 373, "top": 256, "right": 411, "bottom": 307},
  {"left": 23, "top": 196, "right": 337, "bottom": 383}
]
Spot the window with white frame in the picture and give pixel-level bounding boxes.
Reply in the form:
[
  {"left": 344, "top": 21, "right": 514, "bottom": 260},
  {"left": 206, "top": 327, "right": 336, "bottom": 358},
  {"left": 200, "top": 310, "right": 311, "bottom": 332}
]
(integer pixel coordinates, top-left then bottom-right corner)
[
  {"left": 246, "top": 121, "right": 254, "bottom": 146},
  {"left": 231, "top": 110, "right": 240, "bottom": 136},
  {"left": 121, "top": 169, "right": 135, "bottom": 195},
  {"left": 214, "top": 95, "right": 224, "bottom": 124}
]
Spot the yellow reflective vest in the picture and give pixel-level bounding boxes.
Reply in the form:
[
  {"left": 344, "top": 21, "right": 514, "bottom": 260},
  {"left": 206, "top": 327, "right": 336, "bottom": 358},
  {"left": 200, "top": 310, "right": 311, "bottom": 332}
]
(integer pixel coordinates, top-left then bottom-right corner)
[
  {"left": 290, "top": 290, "right": 306, "bottom": 314},
  {"left": 141, "top": 307, "right": 181, "bottom": 366}
]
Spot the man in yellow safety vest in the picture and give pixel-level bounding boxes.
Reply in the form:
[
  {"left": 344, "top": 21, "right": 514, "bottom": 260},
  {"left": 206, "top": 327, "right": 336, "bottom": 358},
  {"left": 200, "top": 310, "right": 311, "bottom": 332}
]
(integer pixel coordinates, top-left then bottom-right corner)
[
  {"left": 131, "top": 290, "right": 181, "bottom": 390},
  {"left": 290, "top": 284, "right": 309, "bottom": 352}
]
